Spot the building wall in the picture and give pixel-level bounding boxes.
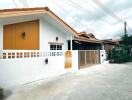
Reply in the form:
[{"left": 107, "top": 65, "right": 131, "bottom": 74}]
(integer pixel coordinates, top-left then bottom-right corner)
[
  {"left": 0, "top": 50, "right": 80, "bottom": 88},
  {"left": 39, "top": 18, "right": 70, "bottom": 50},
  {"left": 100, "top": 50, "right": 106, "bottom": 64},
  {"left": 0, "top": 15, "right": 71, "bottom": 50},
  {"left": 104, "top": 44, "right": 115, "bottom": 54},
  {"left": 71, "top": 50, "right": 78, "bottom": 71},
  {"left": 0, "top": 23, "right": 3, "bottom": 50},
  {"left": 0, "top": 56, "right": 65, "bottom": 88}
]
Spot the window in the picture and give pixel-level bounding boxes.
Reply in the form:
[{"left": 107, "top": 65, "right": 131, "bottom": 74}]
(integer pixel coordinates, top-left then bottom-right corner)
[
  {"left": 57, "top": 45, "right": 62, "bottom": 50},
  {"left": 50, "top": 45, "right": 56, "bottom": 50},
  {"left": 50, "top": 44, "right": 62, "bottom": 50}
]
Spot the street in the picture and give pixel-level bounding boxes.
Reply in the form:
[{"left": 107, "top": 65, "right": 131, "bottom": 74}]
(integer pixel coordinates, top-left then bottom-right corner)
[{"left": 6, "top": 62, "right": 132, "bottom": 100}]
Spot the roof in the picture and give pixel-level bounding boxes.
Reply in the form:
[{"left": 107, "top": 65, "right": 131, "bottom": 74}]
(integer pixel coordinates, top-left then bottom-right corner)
[
  {"left": 77, "top": 31, "right": 97, "bottom": 39},
  {"left": 74, "top": 31, "right": 101, "bottom": 44},
  {"left": 102, "top": 39, "right": 119, "bottom": 45},
  {"left": 0, "top": 7, "right": 78, "bottom": 37}
]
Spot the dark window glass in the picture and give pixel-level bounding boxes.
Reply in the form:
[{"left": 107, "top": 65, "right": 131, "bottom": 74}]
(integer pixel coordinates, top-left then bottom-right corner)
[
  {"left": 50, "top": 44, "right": 62, "bottom": 50},
  {"left": 57, "top": 45, "right": 62, "bottom": 50},
  {"left": 50, "top": 45, "right": 56, "bottom": 50}
]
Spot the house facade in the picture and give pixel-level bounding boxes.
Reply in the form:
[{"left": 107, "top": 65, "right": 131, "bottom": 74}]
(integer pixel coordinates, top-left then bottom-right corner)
[
  {"left": 0, "top": 7, "right": 78, "bottom": 51},
  {"left": 0, "top": 7, "right": 79, "bottom": 88}
]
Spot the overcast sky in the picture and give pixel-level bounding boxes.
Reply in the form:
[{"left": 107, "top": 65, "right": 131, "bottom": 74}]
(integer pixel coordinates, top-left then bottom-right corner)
[{"left": 0, "top": 0, "right": 132, "bottom": 40}]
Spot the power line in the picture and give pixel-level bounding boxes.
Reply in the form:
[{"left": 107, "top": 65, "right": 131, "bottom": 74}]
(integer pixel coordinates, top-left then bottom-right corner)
[
  {"left": 53, "top": 0, "right": 67, "bottom": 15},
  {"left": 23, "top": 0, "right": 29, "bottom": 7},
  {"left": 92, "top": 0, "right": 123, "bottom": 23},
  {"left": 18, "top": 0, "right": 26, "bottom": 7},
  {"left": 18, "top": 0, "right": 28, "bottom": 7},
  {"left": 22, "top": 0, "right": 29, "bottom": 7},
  {"left": 53, "top": 0, "right": 93, "bottom": 31},
  {"left": 61, "top": 0, "right": 112, "bottom": 25},
  {"left": 12, "top": 0, "right": 19, "bottom": 8},
  {"left": 67, "top": 0, "right": 94, "bottom": 14}
]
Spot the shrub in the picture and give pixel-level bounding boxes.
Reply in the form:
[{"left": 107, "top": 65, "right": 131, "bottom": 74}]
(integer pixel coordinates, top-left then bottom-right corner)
[
  {"left": 0, "top": 87, "right": 4, "bottom": 98},
  {"left": 108, "top": 45, "right": 131, "bottom": 63}
]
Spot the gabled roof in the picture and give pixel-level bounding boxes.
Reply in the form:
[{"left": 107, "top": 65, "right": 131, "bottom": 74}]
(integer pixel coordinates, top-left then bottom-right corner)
[
  {"left": 74, "top": 31, "right": 101, "bottom": 44},
  {"left": 78, "top": 31, "right": 98, "bottom": 40},
  {"left": 0, "top": 7, "right": 78, "bottom": 37}
]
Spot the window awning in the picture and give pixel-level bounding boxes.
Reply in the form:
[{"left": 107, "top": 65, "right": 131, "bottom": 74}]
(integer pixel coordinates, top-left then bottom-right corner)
[{"left": 48, "top": 42, "right": 64, "bottom": 45}]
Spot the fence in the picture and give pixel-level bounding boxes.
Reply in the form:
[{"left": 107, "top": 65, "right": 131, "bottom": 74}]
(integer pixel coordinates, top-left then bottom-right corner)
[
  {"left": 78, "top": 50, "right": 100, "bottom": 69},
  {"left": 0, "top": 50, "right": 106, "bottom": 88},
  {"left": 0, "top": 50, "right": 63, "bottom": 59},
  {"left": 0, "top": 50, "right": 65, "bottom": 88}
]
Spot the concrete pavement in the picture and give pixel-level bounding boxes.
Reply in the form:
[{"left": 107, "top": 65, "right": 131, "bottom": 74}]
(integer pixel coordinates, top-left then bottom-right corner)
[{"left": 5, "top": 62, "right": 132, "bottom": 100}]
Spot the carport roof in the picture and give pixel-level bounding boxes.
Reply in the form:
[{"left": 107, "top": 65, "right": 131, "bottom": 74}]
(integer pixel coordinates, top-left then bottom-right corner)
[{"left": 0, "top": 7, "right": 78, "bottom": 37}]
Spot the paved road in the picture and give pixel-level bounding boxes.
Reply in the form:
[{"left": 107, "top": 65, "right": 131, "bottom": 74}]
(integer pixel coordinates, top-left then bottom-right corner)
[{"left": 6, "top": 62, "right": 132, "bottom": 100}]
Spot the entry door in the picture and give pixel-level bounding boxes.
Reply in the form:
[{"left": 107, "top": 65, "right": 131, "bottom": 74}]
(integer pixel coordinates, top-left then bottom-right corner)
[
  {"left": 3, "top": 20, "right": 39, "bottom": 50},
  {"left": 65, "top": 51, "right": 72, "bottom": 69}
]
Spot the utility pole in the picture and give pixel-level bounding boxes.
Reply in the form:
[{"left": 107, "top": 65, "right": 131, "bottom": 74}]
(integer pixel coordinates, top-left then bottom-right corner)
[{"left": 124, "top": 21, "right": 127, "bottom": 35}]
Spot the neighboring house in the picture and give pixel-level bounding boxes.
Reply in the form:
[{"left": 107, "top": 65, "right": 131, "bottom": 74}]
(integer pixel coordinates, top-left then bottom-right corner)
[
  {"left": 102, "top": 39, "right": 118, "bottom": 54},
  {"left": 72, "top": 31, "right": 102, "bottom": 50}
]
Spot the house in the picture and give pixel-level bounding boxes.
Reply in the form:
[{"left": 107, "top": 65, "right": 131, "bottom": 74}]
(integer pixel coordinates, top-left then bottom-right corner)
[
  {"left": 0, "top": 7, "right": 79, "bottom": 88},
  {"left": 0, "top": 7, "right": 106, "bottom": 88},
  {"left": 101, "top": 39, "right": 118, "bottom": 54},
  {"left": 72, "top": 32, "right": 107, "bottom": 66},
  {"left": 72, "top": 31, "right": 102, "bottom": 50},
  {"left": 0, "top": 7, "right": 78, "bottom": 51}
]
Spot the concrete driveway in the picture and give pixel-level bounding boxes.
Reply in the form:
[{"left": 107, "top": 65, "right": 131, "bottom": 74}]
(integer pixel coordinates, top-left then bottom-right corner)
[{"left": 6, "top": 62, "right": 132, "bottom": 100}]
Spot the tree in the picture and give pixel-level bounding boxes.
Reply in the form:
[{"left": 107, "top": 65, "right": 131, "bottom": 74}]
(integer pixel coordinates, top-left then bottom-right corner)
[
  {"left": 108, "top": 34, "right": 132, "bottom": 63},
  {"left": 120, "top": 34, "right": 132, "bottom": 45}
]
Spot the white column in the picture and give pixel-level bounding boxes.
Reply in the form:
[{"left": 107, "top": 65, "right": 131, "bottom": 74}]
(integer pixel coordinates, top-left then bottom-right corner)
[
  {"left": 70, "top": 35, "right": 73, "bottom": 50},
  {"left": 0, "top": 23, "right": 3, "bottom": 50},
  {"left": 101, "top": 43, "right": 104, "bottom": 50}
]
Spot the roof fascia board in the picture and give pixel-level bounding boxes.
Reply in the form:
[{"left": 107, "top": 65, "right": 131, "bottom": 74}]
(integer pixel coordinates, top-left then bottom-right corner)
[{"left": 0, "top": 10, "right": 47, "bottom": 18}]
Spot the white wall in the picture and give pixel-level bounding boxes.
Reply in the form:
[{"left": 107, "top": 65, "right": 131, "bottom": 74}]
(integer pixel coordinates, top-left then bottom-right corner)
[
  {"left": 39, "top": 18, "right": 70, "bottom": 50},
  {"left": 100, "top": 50, "right": 106, "bottom": 64},
  {"left": 0, "top": 50, "right": 80, "bottom": 88},
  {"left": 72, "top": 50, "right": 79, "bottom": 71},
  {"left": 0, "top": 23, "right": 3, "bottom": 50},
  {"left": 0, "top": 56, "right": 65, "bottom": 88}
]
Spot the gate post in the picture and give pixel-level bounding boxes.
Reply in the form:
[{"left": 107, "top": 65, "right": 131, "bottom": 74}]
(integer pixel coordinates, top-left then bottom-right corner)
[
  {"left": 72, "top": 50, "right": 79, "bottom": 71},
  {"left": 85, "top": 50, "right": 87, "bottom": 66}
]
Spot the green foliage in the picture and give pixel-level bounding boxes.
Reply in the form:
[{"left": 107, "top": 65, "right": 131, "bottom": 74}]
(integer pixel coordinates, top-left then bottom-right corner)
[
  {"left": 120, "top": 34, "right": 132, "bottom": 45},
  {"left": 0, "top": 87, "right": 4, "bottom": 98},
  {"left": 108, "top": 34, "right": 132, "bottom": 63},
  {"left": 108, "top": 45, "right": 132, "bottom": 63}
]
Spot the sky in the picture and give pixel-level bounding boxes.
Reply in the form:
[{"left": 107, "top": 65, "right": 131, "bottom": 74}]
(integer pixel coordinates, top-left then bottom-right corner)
[{"left": 0, "top": 0, "right": 132, "bottom": 40}]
